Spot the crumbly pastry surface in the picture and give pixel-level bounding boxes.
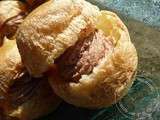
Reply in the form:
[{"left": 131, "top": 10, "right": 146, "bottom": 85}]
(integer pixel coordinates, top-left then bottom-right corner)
[
  {"left": 49, "top": 11, "right": 138, "bottom": 108},
  {"left": 0, "top": 38, "right": 60, "bottom": 120},
  {"left": 16, "top": 0, "right": 100, "bottom": 77}
]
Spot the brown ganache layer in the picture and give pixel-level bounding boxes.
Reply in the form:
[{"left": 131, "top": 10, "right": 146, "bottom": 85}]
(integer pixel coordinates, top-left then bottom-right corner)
[{"left": 56, "top": 30, "right": 113, "bottom": 82}]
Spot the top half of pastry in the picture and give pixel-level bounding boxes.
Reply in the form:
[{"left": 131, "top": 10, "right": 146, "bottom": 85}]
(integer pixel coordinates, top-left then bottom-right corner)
[
  {"left": 16, "top": 0, "right": 137, "bottom": 78},
  {"left": 16, "top": 0, "right": 100, "bottom": 77}
]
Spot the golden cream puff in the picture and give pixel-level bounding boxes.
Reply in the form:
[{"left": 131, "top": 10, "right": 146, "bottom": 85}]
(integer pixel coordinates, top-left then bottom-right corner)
[
  {"left": 16, "top": 0, "right": 138, "bottom": 108},
  {"left": 0, "top": 38, "right": 60, "bottom": 120},
  {"left": 49, "top": 11, "right": 138, "bottom": 108}
]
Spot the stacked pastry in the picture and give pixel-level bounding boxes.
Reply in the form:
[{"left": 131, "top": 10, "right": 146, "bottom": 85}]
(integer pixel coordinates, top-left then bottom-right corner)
[
  {"left": 0, "top": 1, "right": 60, "bottom": 120},
  {"left": 0, "top": 0, "right": 138, "bottom": 119}
]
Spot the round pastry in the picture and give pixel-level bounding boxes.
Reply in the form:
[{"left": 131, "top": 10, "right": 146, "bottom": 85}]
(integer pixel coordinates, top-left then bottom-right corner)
[
  {"left": 0, "top": 1, "right": 27, "bottom": 46},
  {"left": 16, "top": 0, "right": 138, "bottom": 108},
  {"left": 0, "top": 38, "right": 60, "bottom": 120},
  {"left": 16, "top": 0, "right": 100, "bottom": 77},
  {"left": 48, "top": 11, "right": 138, "bottom": 108}
]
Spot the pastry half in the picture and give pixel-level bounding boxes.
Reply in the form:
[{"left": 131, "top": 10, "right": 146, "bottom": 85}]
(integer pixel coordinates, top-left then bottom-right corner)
[
  {"left": 16, "top": 0, "right": 100, "bottom": 77},
  {"left": 48, "top": 11, "right": 138, "bottom": 108},
  {"left": 0, "top": 38, "right": 60, "bottom": 120}
]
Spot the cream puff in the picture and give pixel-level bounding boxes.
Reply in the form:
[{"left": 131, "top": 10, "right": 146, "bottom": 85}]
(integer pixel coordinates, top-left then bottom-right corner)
[
  {"left": 48, "top": 11, "right": 137, "bottom": 108},
  {"left": 0, "top": 38, "right": 60, "bottom": 120},
  {"left": 16, "top": 0, "right": 138, "bottom": 108}
]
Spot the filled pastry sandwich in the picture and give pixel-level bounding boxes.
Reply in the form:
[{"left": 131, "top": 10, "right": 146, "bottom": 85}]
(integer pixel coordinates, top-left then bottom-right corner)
[
  {"left": 0, "top": 38, "right": 60, "bottom": 120},
  {"left": 16, "top": 0, "right": 138, "bottom": 109}
]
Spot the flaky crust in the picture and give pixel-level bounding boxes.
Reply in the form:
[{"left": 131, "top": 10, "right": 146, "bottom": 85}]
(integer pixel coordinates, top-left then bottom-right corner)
[
  {"left": 0, "top": 38, "right": 60, "bottom": 120},
  {"left": 16, "top": 0, "right": 100, "bottom": 77},
  {"left": 49, "top": 11, "right": 138, "bottom": 108}
]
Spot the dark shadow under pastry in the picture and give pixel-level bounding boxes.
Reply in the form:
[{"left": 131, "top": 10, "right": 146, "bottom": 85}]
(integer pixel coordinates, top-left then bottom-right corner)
[{"left": 26, "top": 0, "right": 49, "bottom": 11}]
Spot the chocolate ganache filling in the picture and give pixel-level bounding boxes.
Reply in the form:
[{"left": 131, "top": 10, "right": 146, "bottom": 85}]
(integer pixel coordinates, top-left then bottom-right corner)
[{"left": 56, "top": 30, "right": 113, "bottom": 82}]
